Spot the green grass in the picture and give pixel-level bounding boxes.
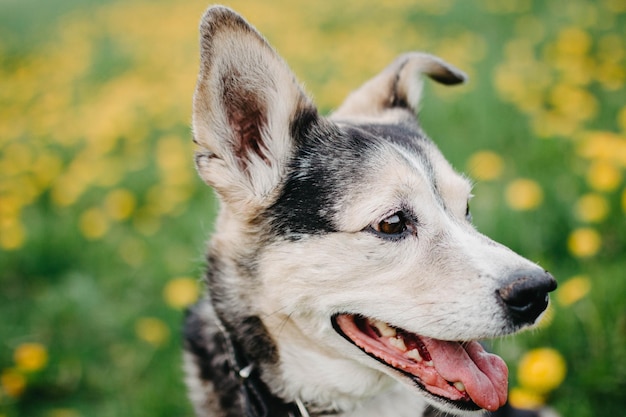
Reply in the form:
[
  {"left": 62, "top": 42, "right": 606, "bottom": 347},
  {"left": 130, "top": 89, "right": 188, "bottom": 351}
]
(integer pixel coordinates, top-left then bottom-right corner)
[{"left": 1, "top": 0, "right": 625, "bottom": 416}]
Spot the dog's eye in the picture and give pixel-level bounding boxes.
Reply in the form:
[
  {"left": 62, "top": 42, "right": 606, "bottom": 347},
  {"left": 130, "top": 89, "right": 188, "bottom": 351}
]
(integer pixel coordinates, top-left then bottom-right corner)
[
  {"left": 465, "top": 202, "right": 472, "bottom": 222},
  {"left": 373, "top": 211, "right": 409, "bottom": 237}
]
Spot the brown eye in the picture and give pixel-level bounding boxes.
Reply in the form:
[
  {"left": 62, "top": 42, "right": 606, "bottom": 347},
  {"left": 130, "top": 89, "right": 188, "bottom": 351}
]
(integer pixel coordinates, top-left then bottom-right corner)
[{"left": 374, "top": 212, "right": 408, "bottom": 236}]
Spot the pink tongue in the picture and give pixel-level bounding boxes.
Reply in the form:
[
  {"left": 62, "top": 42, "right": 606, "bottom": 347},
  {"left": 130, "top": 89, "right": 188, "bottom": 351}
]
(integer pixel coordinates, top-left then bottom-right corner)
[{"left": 423, "top": 338, "right": 508, "bottom": 411}]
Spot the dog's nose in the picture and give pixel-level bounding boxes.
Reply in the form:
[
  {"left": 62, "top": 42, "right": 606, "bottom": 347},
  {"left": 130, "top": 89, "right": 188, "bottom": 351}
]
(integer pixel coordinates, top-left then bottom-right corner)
[{"left": 498, "top": 270, "right": 557, "bottom": 326}]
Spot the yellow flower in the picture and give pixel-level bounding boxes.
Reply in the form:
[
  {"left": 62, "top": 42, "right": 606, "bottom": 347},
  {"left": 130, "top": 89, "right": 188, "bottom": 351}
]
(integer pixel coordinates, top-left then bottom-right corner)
[
  {"left": 79, "top": 208, "right": 110, "bottom": 240},
  {"left": 104, "top": 189, "right": 137, "bottom": 221},
  {"left": 135, "top": 317, "right": 170, "bottom": 347},
  {"left": 557, "top": 275, "right": 591, "bottom": 306},
  {"left": 14, "top": 343, "right": 48, "bottom": 372},
  {"left": 517, "top": 348, "right": 566, "bottom": 394},
  {"left": 567, "top": 227, "right": 601, "bottom": 258},
  {"left": 586, "top": 161, "right": 622, "bottom": 192},
  {"left": 576, "top": 131, "right": 626, "bottom": 168},
  {"left": 163, "top": 277, "right": 200, "bottom": 309},
  {"left": 0, "top": 217, "right": 26, "bottom": 251},
  {"left": 555, "top": 27, "right": 591, "bottom": 56},
  {"left": 509, "top": 386, "right": 545, "bottom": 410},
  {"left": 466, "top": 151, "right": 504, "bottom": 181},
  {"left": 505, "top": 179, "right": 544, "bottom": 211},
  {"left": 549, "top": 83, "right": 597, "bottom": 122},
  {"left": 574, "top": 193, "right": 609, "bottom": 223},
  {"left": 1, "top": 368, "right": 26, "bottom": 398}
]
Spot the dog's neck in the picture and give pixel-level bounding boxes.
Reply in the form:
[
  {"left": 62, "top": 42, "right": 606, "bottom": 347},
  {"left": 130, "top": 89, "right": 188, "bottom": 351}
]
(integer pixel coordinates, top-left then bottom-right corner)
[{"left": 211, "top": 310, "right": 343, "bottom": 417}]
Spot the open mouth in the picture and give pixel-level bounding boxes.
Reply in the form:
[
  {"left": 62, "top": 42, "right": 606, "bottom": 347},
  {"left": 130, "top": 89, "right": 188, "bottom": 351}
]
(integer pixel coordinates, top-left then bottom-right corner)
[{"left": 332, "top": 314, "right": 508, "bottom": 412}]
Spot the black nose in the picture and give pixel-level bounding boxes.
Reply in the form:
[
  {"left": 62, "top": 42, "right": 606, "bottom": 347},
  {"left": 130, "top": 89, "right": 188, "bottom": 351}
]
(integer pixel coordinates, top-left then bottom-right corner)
[{"left": 498, "top": 270, "right": 557, "bottom": 326}]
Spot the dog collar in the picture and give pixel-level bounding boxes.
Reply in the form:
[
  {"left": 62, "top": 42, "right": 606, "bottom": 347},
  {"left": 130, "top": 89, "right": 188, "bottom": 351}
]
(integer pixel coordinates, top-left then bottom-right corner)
[{"left": 214, "top": 317, "right": 336, "bottom": 417}]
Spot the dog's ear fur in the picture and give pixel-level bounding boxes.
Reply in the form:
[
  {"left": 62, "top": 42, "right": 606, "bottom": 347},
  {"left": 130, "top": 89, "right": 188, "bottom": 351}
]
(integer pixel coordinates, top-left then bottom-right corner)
[
  {"left": 192, "top": 6, "right": 316, "bottom": 213},
  {"left": 331, "top": 53, "right": 466, "bottom": 122}
]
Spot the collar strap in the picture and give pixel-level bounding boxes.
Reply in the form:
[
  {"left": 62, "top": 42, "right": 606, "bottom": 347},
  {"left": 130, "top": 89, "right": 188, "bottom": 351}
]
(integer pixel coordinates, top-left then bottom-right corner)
[{"left": 215, "top": 318, "right": 313, "bottom": 417}]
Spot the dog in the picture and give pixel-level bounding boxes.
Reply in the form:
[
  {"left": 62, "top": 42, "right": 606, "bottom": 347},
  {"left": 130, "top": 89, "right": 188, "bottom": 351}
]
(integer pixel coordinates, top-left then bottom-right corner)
[{"left": 183, "top": 6, "right": 557, "bottom": 417}]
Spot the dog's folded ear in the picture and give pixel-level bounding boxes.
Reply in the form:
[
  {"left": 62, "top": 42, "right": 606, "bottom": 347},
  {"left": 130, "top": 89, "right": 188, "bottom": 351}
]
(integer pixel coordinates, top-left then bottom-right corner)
[
  {"left": 331, "top": 53, "right": 467, "bottom": 122},
  {"left": 192, "top": 6, "right": 317, "bottom": 212}
]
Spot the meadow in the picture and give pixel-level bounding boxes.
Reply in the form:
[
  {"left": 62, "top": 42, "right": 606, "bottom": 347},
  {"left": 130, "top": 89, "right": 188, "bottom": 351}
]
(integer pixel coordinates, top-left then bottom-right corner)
[{"left": 1, "top": 0, "right": 625, "bottom": 416}]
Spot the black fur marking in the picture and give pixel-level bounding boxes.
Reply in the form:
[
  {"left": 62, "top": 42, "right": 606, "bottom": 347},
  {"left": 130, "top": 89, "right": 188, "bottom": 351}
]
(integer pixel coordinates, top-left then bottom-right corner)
[
  {"left": 184, "top": 306, "right": 244, "bottom": 416},
  {"left": 265, "top": 122, "right": 379, "bottom": 239}
]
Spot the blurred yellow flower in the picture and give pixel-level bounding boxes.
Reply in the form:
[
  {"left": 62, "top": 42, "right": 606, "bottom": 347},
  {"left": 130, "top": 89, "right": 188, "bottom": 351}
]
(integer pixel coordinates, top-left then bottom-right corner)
[
  {"left": 0, "top": 218, "right": 26, "bottom": 251},
  {"left": 567, "top": 227, "right": 601, "bottom": 258},
  {"left": 517, "top": 348, "right": 566, "bottom": 394},
  {"left": 79, "top": 208, "right": 110, "bottom": 240},
  {"left": 163, "top": 277, "right": 200, "bottom": 309},
  {"left": 1, "top": 368, "right": 26, "bottom": 398},
  {"left": 574, "top": 193, "right": 609, "bottom": 223},
  {"left": 505, "top": 179, "right": 544, "bottom": 211},
  {"left": 467, "top": 151, "right": 504, "bottom": 181},
  {"left": 557, "top": 275, "right": 591, "bottom": 306},
  {"left": 104, "top": 189, "right": 137, "bottom": 221},
  {"left": 14, "top": 343, "right": 48, "bottom": 372},
  {"left": 576, "top": 131, "right": 626, "bottom": 167},
  {"left": 549, "top": 83, "right": 597, "bottom": 122},
  {"left": 555, "top": 27, "right": 591, "bottom": 56},
  {"left": 586, "top": 161, "right": 622, "bottom": 191},
  {"left": 135, "top": 317, "right": 170, "bottom": 347},
  {"left": 509, "top": 386, "right": 545, "bottom": 410}
]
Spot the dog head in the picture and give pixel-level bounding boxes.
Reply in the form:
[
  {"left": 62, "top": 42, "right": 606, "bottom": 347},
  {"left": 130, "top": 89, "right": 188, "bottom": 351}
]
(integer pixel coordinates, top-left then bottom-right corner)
[{"left": 192, "top": 6, "right": 556, "bottom": 415}]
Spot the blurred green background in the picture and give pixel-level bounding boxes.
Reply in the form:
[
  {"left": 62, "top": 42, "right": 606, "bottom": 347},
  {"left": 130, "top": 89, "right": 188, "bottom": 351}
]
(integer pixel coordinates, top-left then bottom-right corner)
[{"left": 1, "top": 0, "right": 625, "bottom": 416}]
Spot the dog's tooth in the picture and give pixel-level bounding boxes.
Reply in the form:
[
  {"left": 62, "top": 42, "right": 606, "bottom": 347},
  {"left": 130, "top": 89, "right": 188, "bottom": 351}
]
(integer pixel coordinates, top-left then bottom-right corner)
[
  {"left": 372, "top": 320, "right": 397, "bottom": 337},
  {"left": 388, "top": 337, "right": 407, "bottom": 352},
  {"left": 425, "top": 360, "right": 434, "bottom": 367},
  {"left": 406, "top": 349, "right": 423, "bottom": 362},
  {"left": 453, "top": 381, "right": 466, "bottom": 392}
]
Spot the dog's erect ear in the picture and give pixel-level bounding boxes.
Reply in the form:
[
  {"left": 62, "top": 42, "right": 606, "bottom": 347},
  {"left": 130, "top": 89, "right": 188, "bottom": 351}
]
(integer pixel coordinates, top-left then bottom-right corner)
[
  {"left": 331, "top": 52, "right": 466, "bottom": 122},
  {"left": 192, "top": 6, "right": 316, "bottom": 212}
]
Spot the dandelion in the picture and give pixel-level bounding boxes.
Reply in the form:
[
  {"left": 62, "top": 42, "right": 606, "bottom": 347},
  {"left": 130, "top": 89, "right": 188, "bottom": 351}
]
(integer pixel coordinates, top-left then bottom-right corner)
[
  {"left": 567, "top": 227, "right": 601, "bottom": 258},
  {"left": 14, "top": 343, "right": 48, "bottom": 372},
  {"left": 505, "top": 179, "right": 544, "bottom": 211},
  {"left": 509, "top": 386, "right": 545, "bottom": 410},
  {"left": 0, "top": 218, "right": 26, "bottom": 250},
  {"left": 574, "top": 193, "right": 609, "bottom": 223},
  {"left": 163, "top": 277, "right": 200, "bottom": 309},
  {"left": 555, "top": 27, "right": 591, "bottom": 57},
  {"left": 517, "top": 348, "right": 566, "bottom": 394},
  {"left": 466, "top": 151, "right": 504, "bottom": 181},
  {"left": 79, "top": 208, "right": 110, "bottom": 240},
  {"left": 1, "top": 368, "right": 26, "bottom": 398},
  {"left": 104, "top": 189, "right": 137, "bottom": 221},
  {"left": 576, "top": 131, "right": 626, "bottom": 167},
  {"left": 586, "top": 161, "right": 622, "bottom": 192},
  {"left": 557, "top": 275, "right": 591, "bottom": 306},
  {"left": 135, "top": 317, "right": 170, "bottom": 347}
]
